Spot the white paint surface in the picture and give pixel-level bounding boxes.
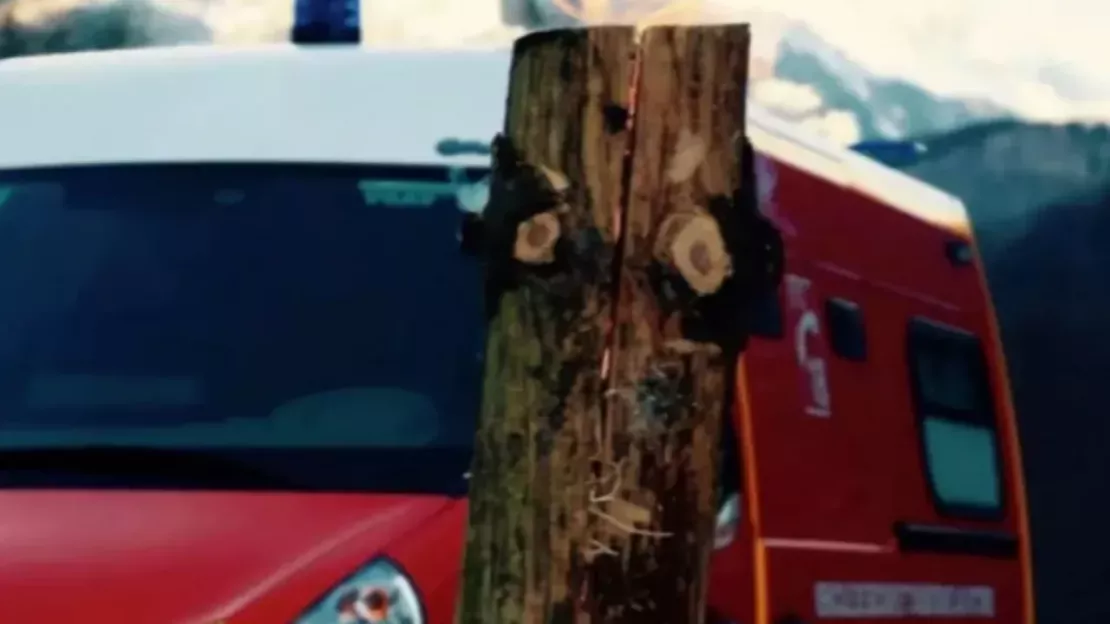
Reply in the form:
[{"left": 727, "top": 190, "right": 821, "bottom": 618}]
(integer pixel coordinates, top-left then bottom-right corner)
[{"left": 0, "top": 44, "right": 970, "bottom": 235}]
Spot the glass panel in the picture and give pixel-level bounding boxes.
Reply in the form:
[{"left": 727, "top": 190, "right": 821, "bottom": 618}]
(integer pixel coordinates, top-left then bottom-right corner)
[
  {"left": 0, "top": 163, "right": 487, "bottom": 493},
  {"left": 922, "top": 416, "right": 1001, "bottom": 510},
  {"left": 914, "top": 342, "right": 981, "bottom": 412}
]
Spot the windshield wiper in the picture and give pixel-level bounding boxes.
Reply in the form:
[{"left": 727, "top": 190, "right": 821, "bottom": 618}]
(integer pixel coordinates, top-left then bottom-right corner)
[{"left": 0, "top": 445, "right": 298, "bottom": 490}]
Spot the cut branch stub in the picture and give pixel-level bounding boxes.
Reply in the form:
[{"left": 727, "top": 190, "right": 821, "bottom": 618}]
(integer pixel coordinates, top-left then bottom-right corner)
[
  {"left": 477, "top": 135, "right": 576, "bottom": 313},
  {"left": 511, "top": 164, "right": 570, "bottom": 265},
  {"left": 513, "top": 210, "right": 561, "bottom": 264},
  {"left": 654, "top": 210, "right": 734, "bottom": 295}
]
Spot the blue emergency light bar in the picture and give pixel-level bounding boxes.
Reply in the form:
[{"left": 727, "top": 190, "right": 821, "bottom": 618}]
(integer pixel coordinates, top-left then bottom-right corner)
[{"left": 292, "top": 0, "right": 361, "bottom": 45}]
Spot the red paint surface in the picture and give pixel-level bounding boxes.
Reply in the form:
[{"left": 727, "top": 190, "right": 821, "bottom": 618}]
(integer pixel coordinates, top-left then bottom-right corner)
[
  {"left": 0, "top": 491, "right": 452, "bottom": 623},
  {"left": 739, "top": 155, "right": 1030, "bottom": 624}
]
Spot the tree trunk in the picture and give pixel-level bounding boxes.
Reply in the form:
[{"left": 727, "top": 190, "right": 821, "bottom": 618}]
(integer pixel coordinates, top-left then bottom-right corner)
[
  {"left": 591, "top": 25, "right": 754, "bottom": 623},
  {"left": 458, "top": 23, "right": 766, "bottom": 624},
  {"left": 456, "top": 26, "right": 637, "bottom": 624}
]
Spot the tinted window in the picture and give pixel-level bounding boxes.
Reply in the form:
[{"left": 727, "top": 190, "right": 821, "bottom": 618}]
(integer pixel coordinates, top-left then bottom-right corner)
[
  {"left": 908, "top": 319, "right": 1003, "bottom": 517},
  {"left": 826, "top": 298, "right": 866, "bottom": 361},
  {"left": 914, "top": 338, "right": 988, "bottom": 415},
  {"left": 920, "top": 417, "right": 1001, "bottom": 509},
  {"left": 0, "top": 164, "right": 487, "bottom": 493}
]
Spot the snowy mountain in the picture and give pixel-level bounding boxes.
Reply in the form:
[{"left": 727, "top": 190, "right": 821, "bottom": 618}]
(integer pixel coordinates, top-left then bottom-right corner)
[
  {"left": 769, "top": 22, "right": 1012, "bottom": 142},
  {"left": 739, "top": 14, "right": 1013, "bottom": 144}
]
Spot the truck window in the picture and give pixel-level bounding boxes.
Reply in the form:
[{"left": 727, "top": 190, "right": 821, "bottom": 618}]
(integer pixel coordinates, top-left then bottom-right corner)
[
  {"left": 907, "top": 319, "right": 1003, "bottom": 518},
  {"left": 826, "top": 298, "right": 866, "bottom": 361}
]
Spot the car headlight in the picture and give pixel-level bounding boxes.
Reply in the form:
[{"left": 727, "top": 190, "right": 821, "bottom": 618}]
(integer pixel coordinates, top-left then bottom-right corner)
[{"left": 296, "top": 557, "right": 425, "bottom": 624}]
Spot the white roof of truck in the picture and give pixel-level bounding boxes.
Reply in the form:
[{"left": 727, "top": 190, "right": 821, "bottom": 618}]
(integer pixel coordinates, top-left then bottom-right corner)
[{"left": 0, "top": 43, "right": 969, "bottom": 234}]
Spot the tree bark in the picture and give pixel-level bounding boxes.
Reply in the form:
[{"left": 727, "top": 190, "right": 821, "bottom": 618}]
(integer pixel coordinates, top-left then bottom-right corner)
[
  {"left": 456, "top": 26, "right": 637, "bottom": 624},
  {"left": 458, "top": 23, "right": 766, "bottom": 624},
  {"left": 591, "top": 25, "right": 754, "bottom": 624}
]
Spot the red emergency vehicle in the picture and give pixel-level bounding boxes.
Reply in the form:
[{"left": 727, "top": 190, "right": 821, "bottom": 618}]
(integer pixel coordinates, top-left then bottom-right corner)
[
  {"left": 710, "top": 124, "right": 1035, "bottom": 624},
  {"left": 0, "top": 4, "right": 1032, "bottom": 623}
]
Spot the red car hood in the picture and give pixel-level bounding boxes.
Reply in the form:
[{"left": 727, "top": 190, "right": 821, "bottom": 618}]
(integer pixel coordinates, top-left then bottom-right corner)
[{"left": 0, "top": 490, "right": 452, "bottom": 623}]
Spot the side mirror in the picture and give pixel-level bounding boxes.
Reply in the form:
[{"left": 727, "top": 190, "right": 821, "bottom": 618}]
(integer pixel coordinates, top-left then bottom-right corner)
[{"left": 714, "top": 491, "right": 741, "bottom": 550}]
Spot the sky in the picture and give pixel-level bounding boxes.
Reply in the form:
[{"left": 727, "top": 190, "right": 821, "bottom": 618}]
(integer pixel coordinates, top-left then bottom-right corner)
[
  {"left": 12, "top": 0, "right": 1109, "bottom": 124},
  {"left": 724, "top": 0, "right": 1110, "bottom": 122}
]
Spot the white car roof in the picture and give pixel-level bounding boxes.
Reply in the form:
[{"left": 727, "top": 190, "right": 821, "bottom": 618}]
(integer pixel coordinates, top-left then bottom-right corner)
[{"left": 0, "top": 43, "right": 969, "bottom": 234}]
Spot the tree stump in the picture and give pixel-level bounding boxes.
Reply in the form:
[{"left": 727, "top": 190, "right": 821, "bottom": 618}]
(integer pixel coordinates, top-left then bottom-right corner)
[
  {"left": 456, "top": 26, "right": 636, "bottom": 624},
  {"left": 458, "top": 22, "right": 772, "bottom": 624},
  {"left": 594, "top": 25, "right": 754, "bottom": 623}
]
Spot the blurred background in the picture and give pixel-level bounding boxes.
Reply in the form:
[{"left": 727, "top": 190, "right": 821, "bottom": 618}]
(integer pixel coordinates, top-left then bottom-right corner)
[{"left": 1, "top": 1, "right": 1107, "bottom": 622}]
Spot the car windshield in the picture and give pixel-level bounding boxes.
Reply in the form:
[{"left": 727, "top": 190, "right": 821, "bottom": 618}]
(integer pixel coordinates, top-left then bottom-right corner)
[{"left": 0, "top": 163, "right": 489, "bottom": 494}]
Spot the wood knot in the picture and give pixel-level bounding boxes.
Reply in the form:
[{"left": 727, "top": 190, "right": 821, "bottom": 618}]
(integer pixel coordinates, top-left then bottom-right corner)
[
  {"left": 514, "top": 210, "right": 561, "bottom": 264},
  {"left": 666, "top": 129, "right": 707, "bottom": 183},
  {"left": 654, "top": 210, "right": 733, "bottom": 294},
  {"left": 689, "top": 241, "right": 712, "bottom": 275}
]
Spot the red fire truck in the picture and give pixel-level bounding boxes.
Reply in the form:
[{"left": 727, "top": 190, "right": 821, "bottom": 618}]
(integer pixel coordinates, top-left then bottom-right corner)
[
  {"left": 0, "top": 5, "right": 1033, "bottom": 624},
  {"left": 711, "top": 114, "right": 1035, "bottom": 624}
]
